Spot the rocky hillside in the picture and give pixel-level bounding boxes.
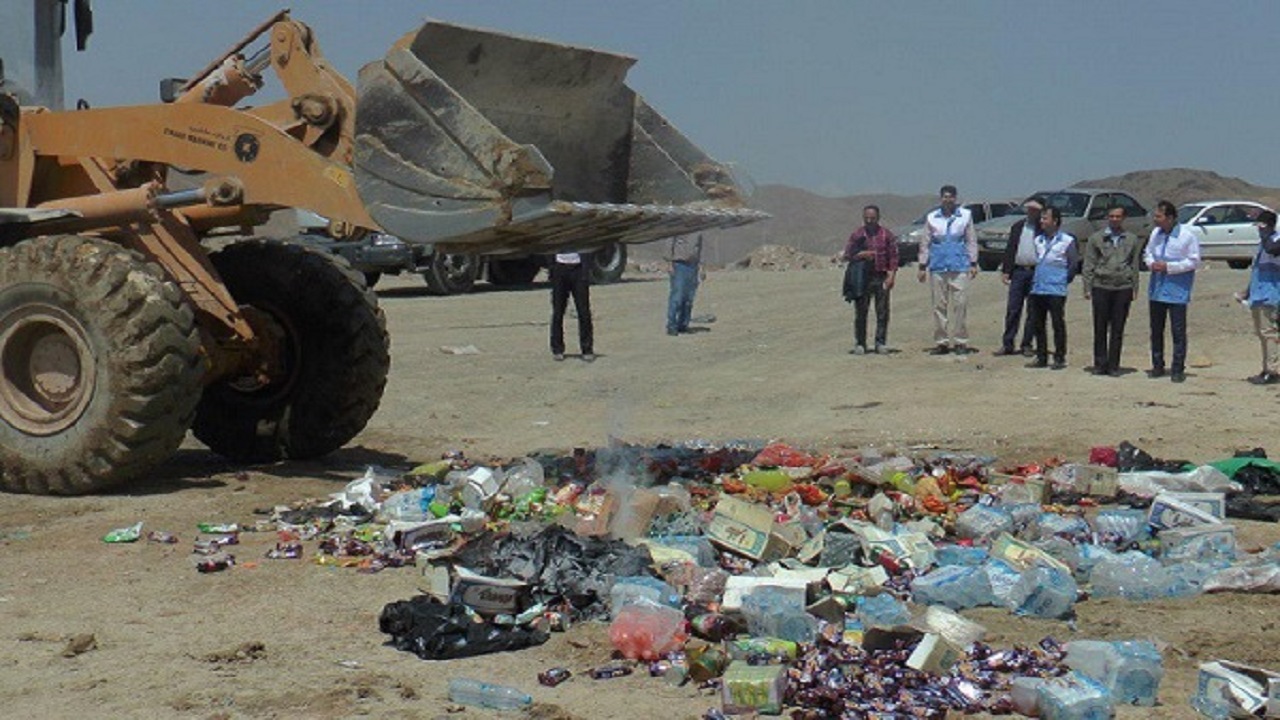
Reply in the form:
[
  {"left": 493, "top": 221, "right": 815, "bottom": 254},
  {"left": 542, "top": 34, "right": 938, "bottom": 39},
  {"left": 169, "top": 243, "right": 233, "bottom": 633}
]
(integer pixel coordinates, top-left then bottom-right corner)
[{"left": 642, "top": 168, "right": 1280, "bottom": 267}]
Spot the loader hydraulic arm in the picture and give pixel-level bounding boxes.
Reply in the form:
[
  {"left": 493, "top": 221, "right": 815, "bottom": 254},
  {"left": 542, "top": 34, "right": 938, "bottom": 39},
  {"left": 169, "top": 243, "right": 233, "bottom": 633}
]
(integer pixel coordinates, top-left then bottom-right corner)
[{"left": 176, "top": 11, "right": 359, "bottom": 169}]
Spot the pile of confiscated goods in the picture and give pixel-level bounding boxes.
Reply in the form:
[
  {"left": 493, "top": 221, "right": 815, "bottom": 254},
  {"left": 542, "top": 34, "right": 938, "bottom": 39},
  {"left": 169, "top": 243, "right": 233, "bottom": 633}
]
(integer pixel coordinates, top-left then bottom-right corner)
[{"left": 111, "top": 440, "right": 1280, "bottom": 718}]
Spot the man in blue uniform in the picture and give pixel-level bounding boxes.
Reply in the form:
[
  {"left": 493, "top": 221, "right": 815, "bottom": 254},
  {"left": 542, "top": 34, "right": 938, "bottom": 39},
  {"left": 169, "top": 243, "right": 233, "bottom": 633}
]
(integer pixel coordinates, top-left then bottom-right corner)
[
  {"left": 1143, "top": 200, "right": 1200, "bottom": 383},
  {"left": 1239, "top": 209, "right": 1280, "bottom": 385},
  {"left": 917, "top": 185, "right": 979, "bottom": 355},
  {"left": 1026, "top": 206, "right": 1079, "bottom": 370}
]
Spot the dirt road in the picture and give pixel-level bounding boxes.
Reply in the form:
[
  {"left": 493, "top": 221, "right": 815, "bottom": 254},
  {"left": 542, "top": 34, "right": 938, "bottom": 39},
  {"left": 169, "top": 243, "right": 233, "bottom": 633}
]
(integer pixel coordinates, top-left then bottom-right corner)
[{"left": 1, "top": 263, "right": 1276, "bottom": 719}]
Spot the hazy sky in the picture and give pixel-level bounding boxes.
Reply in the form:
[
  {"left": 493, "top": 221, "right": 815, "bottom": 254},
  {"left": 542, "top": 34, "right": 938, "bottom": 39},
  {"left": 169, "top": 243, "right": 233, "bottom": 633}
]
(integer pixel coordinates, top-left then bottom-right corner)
[{"left": 60, "top": 0, "right": 1280, "bottom": 200}]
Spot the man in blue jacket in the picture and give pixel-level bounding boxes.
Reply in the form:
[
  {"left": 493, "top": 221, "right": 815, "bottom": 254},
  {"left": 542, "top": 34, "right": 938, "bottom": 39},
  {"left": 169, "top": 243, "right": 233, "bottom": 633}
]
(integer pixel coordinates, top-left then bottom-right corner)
[
  {"left": 1239, "top": 209, "right": 1280, "bottom": 385},
  {"left": 916, "top": 185, "right": 979, "bottom": 355},
  {"left": 1143, "top": 200, "right": 1200, "bottom": 383},
  {"left": 1026, "top": 206, "right": 1079, "bottom": 370}
]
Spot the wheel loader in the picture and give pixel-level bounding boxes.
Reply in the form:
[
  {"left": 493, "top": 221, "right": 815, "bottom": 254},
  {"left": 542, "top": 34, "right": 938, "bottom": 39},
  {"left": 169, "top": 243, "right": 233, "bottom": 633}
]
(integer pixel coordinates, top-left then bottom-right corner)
[{"left": 0, "top": 4, "right": 765, "bottom": 495}]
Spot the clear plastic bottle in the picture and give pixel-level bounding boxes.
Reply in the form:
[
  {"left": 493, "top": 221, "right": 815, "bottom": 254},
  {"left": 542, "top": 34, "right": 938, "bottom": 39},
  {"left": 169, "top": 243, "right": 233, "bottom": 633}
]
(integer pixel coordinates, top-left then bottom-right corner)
[
  {"left": 380, "top": 486, "right": 436, "bottom": 522},
  {"left": 447, "top": 678, "right": 532, "bottom": 710}
]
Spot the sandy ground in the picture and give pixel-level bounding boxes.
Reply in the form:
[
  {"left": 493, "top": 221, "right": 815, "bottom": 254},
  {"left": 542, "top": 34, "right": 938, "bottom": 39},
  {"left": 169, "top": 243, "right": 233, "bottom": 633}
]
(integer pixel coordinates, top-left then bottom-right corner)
[{"left": 2, "top": 262, "right": 1278, "bottom": 719}]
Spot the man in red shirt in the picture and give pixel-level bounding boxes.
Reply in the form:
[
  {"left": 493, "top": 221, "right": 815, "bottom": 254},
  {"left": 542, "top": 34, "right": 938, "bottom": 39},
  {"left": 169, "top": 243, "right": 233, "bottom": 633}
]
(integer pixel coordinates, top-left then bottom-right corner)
[{"left": 841, "top": 205, "right": 899, "bottom": 354}]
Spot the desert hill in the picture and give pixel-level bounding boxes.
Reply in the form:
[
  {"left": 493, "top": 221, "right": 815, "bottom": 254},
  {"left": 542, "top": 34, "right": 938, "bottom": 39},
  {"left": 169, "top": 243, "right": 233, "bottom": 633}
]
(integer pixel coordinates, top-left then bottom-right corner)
[{"left": 645, "top": 168, "right": 1280, "bottom": 267}]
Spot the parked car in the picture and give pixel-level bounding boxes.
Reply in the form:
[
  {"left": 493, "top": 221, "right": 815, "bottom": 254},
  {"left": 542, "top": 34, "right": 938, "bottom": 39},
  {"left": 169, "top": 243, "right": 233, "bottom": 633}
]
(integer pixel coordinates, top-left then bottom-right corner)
[
  {"left": 894, "top": 201, "right": 1019, "bottom": 265},
  {"left": 1178, "top": 200, "right": 1274, "bottom": 269},
  {"left": 974, "top": 189, "right": 1153, "bottom": 271}
]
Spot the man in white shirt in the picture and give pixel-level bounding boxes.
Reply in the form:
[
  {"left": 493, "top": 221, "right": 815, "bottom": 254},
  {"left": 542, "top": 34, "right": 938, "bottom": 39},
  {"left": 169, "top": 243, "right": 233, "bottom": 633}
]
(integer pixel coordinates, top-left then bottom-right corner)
[
  {"left": 917, "top": 184, "right": 979, "bottom": 354},
  {"left": 549, "top": 251, "right": 594, "bottom": 361},
  {"left": 1143, "top": 200, "right": 1200, "bottom": 383}
]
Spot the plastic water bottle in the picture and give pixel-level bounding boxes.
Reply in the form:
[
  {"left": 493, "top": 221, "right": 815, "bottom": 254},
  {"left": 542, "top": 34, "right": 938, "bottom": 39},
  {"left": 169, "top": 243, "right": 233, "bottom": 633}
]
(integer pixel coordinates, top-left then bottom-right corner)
[
  {"left": 609, "top": 576, "right": 681, "bottom": 614},
  {"left": 1065, "top": 640, "right": 1162, "bottom": 707},
  {"left": 1010, "top": 565, "right": 1078, "bottom": 619},
  {"left": 380, "top": 486, "right": 436, "bottom": 522},
  {"left": 447, "top": 678, "right": 532, "bottom": 710},
  {"left": 981, "top": 558, "right": 1023, "bottom": 608},
  {"left": 1036, "top": 671, "right": 1113, "bottom": 720},
  {"left": 855, "top": 593, "right": 912, "bottom": 628},
  {"left": 955, "top": 504, "right": 1014, "bottom": 541},
  {"left": 911, "top": 565, "right": 992, "bottom": 610}
]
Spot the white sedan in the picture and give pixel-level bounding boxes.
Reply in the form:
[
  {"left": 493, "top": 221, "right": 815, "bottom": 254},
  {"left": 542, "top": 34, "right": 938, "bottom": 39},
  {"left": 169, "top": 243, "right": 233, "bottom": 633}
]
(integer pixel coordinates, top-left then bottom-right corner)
[{"left": 1179, "top": 200, "right": 1275, "bottom": 269}]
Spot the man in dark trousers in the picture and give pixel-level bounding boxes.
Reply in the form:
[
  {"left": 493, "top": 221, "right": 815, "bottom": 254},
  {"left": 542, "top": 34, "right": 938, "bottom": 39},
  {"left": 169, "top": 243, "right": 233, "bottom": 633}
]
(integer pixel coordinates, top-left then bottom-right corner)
[
  {"left": 1144, "top": 200, "right": 1200, "bottom": 383},
  {"left": 1027, "top": 206, "right": 1079, "bottom": 370},
  {"left": 841, "top": 204, "right": 899, "bottom": 354},
  {"left": 994, "top": 196, "right": 1046, "bottom": 356},
  {"left": 1082, "top": 206, "right": 1142, "bottom": 376},
  {"left": 549, "top": 251, "right": 594, "bottom": 362}
]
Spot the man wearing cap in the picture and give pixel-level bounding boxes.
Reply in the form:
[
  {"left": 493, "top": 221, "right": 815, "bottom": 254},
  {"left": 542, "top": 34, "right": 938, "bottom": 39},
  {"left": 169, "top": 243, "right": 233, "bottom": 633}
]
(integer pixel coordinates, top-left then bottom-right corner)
[
  {"left": 994, "top": 197, "right": 1046, "bottom": 357},
  {"left": 1144, "top": 200, "right": 1200, "bottom": 383},
  {"left": 1238, "top": 209, "right": 1280, "bottom": 385},
  {"left": 1082, "top": 206, "right": 1142, "bottom": 376},
  {"left": 917, "top": 184, "right": 979, "bottom": 354}
]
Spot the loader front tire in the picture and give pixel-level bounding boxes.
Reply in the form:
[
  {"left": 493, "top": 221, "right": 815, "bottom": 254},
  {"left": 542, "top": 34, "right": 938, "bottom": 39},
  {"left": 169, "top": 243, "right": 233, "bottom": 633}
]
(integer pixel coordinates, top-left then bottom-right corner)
[
  {"left": 0, "top": 236, "right": 203, "bottom": 494},
  {"left": 192, "top": 240, "right": 390, "bottom": 462}
]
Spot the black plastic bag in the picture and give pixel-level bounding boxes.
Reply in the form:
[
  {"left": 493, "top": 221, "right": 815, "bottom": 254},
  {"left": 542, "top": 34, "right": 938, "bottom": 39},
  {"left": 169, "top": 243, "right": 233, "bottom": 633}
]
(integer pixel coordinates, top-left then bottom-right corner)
[
  {"left": 452, "top": 525, "right": 652, "bottom": 620},
  {"left": 1115, "top": 441, "right": 1189, "bottom": 473},
  {"left": 379, "top": 595, "right": 548, "bottom": 660}
]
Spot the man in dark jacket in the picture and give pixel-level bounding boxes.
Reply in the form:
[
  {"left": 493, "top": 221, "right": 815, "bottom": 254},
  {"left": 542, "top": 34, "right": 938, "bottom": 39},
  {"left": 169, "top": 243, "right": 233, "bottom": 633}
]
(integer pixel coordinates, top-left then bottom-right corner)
[
  {"left": 1082, "top": 206, "right": 1142, "bottom": 376},
  {"left": 841, "top": 204, "right": 899, "bottom": 354},
  {"left": 994, "top": 197, "right": 1046, "bottom": 356}
]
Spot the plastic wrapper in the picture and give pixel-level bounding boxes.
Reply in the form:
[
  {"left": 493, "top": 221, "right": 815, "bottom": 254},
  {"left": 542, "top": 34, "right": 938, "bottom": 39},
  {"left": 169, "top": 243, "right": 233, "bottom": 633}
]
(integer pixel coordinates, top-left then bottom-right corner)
[{"left": 608, "top": 600, "right": 687, "bottom": 660}]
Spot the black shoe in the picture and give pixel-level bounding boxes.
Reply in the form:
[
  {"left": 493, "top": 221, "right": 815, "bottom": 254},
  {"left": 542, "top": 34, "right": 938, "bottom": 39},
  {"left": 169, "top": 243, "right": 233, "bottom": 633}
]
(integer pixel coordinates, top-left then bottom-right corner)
[
  {"left": 992, "top": 347, "right": 1017, "bottom": 356},
  {"left": 1248, "top": 371, "right": 1280, "bottom": 385},
  {"left": 1088, "top": 365, "right": 1107, "bottom": 376},
  {"left": 1171, "top": 371, "right": 1186, "bottom": 383},
  {"left": 553, "top": 353, "right": 565, "bottom": 361},
  {"left": 929, "top": 345, "right": 951, "bottom": 356},
  {"left": 1147, "top": 368, "right": 1166, "bottom": 378},
  {"left": 666, "top": 329, "right": 678, "bottom": 336},
  {"left": 953, "top": 346, "right": 975, "bottom": 356},
  {"left": 582, "top": 353, "right": 596, "bottom": 362},
  {"left": 1107, "top": 368, "right": 1123, "bottom": 377},
  {"left": 1051, "top": 359, "right": 1067, "bottom": 370},
  {"left": 1027, "top": 358, "right": 1048, "bottom": 369},
  {"left": 1020, "top": 347, "right": 1035, "bottom": 357}
]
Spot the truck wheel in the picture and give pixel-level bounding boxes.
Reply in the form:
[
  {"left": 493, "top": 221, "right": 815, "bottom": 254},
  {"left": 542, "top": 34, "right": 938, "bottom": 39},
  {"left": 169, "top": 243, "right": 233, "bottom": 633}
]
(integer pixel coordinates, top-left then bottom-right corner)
[
  {"left": 192, "top": 240, "right": 390, "bottom": 462},
  {"left": 978, "top": 257, "right": 1001, "bottom": 272},
  {"left": 363, "top": 272, "right": 382, "bottom": 289},
  {"left": 1227, "top": 259, "right": 1252, "bottom": 270},
  {"left": 488, "top": 258, "right": 541, "bottom": 286},
  {"left": 0, "top": 236, "right": 203, "bottom": 494},
  {"left": 587, "top": 243, "right": 627, "bottom": 284},
  {"left": 422, "top": 253, "right": 479, "bottom": 295}
]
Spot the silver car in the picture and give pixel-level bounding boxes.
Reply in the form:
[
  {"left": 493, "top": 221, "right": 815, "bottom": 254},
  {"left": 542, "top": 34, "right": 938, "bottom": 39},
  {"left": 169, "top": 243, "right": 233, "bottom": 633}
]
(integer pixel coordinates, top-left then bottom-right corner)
[
  {"left": 1179, "top": 200, "right": 1275, "bottom": 269},
  {"left": 975, "top": 189, "right": 1153, "bottom": 271}
]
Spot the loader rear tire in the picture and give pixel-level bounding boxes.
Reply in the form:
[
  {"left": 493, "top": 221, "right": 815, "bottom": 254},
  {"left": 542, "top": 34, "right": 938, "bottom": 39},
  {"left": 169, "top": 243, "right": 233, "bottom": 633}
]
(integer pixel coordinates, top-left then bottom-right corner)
[
  {"left": 587, "top": 243, "right": 627, "bottom": 284},
  {"left": 0, "top": 236, "right": 203, "bottom": 494},
  {"left": 192, "top": 240, "right": 390, "bottom": 462},
  {"left": 487, "top": 258, "right": 541, "bottom": 286},
  {"left": 422, "top": 252, "right": 479, "bottom": 295}
]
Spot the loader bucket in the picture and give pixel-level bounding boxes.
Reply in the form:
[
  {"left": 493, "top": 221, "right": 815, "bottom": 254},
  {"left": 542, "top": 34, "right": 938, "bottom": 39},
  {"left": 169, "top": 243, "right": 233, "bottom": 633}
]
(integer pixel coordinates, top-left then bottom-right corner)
[{"left": 353, "top": 20, "right": 765, "bottom": 254}]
